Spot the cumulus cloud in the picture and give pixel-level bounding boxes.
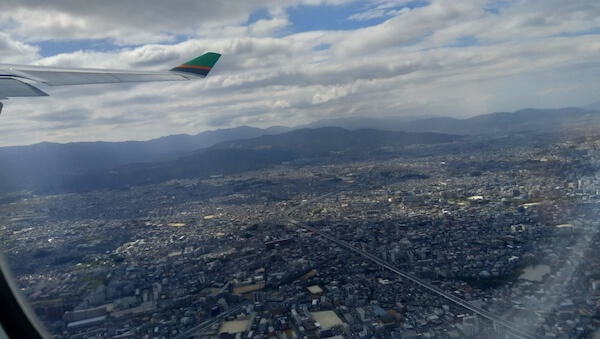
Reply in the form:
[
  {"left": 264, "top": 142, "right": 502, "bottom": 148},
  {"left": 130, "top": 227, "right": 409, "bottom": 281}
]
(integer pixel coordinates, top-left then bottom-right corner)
[
  {"left": 335, "top": 1, "right": 488, "bottom": 57},
  {"left": 0, "top": 0, "right": 355, "bottom": 44},
  {"left": 1, "top": 0, "right": 600, "bottom": 146},
  {"left": 0, "top": 32, "right": 40, "bottom": 63}
]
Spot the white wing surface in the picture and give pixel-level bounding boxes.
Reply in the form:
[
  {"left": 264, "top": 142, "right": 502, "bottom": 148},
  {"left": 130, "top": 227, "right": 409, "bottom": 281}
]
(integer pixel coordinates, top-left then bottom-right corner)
[{"left": 0, "top": 52, "right": 221, "bottom": 114}]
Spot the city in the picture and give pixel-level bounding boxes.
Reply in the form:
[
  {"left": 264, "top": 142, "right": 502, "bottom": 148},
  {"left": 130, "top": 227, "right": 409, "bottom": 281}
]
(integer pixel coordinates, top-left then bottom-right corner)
[
  {"left": 2, "top": 130, "right": 600, "bottom": 338},
  {"left": 1, "top": 0, "right": 599, "bottom": 338}
]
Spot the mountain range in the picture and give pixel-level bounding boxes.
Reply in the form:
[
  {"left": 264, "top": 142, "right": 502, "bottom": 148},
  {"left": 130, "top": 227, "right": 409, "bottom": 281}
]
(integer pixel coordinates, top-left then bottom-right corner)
[
  {"left": 299, "top": 107, "right": 600, "bottom": 134},
  {"left": 1, "top": 106, "right": 599, "bottom": 194},
  {"left": 0, "top": 127, "right": 459, "bottom": 194},
  {"left": 210, "top": 127, "right": 459, "bottom": 155}
]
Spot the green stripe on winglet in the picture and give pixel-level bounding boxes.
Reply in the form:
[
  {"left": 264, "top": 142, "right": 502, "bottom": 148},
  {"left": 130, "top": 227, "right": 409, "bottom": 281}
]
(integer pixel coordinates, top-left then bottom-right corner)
[{"left": 181, "top": 52, "right": 221, "bottom": 68}]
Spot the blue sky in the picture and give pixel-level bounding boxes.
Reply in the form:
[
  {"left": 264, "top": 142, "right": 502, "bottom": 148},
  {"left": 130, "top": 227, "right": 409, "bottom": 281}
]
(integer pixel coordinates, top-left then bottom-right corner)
[
  {"left": 35, "top": 1, "right": 425, "bottom": 56},
  {"left": 287, "top": 2, "right": 392, "bottom": 31},
  {"left": 36, "top": 39, "right": 116, "bottom": 57},
  {"left": 0, "top": 0, "right": 599, "bottom": 146}
]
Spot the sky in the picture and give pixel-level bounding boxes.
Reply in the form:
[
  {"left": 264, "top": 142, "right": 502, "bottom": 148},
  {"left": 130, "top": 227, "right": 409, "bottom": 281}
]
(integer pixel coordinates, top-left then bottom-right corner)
[{"left": 0, "top": 0, "right": 599, "bottom": 146}]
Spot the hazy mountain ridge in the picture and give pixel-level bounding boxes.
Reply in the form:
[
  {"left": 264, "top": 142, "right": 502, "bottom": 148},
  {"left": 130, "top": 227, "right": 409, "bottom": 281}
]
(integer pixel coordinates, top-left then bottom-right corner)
[
  {"left": 0, "top": 125, "right": 290, "bottom": 169},
  {"left": 210, "top": 127, "right": 461, "bottom": 155},
  {"left": 296, "top": 115, "right": 439, "bottom": 130},
  {"left": 0, "top": 126, "right": 290, "bottom": 194},
  {"left": 0, "top": 127, "right": 460, "bottom": 194},
  {"left": 47, "top": 149, "right": 297, "bottom": 193},
  {"left": 44, "top": 127, "right": 460, "bottom": 193},
  {"left": 428, "top": 107, "right": 600, "bottom": 134},
  {"left": 583, "top": 100, "right": 600, "bottom": 111},
  {"left": 1, "top": 106, "right": 599, "bottom": 194},
  {"left": 302, "top": 107, "right": 600, "bottom": 134}
]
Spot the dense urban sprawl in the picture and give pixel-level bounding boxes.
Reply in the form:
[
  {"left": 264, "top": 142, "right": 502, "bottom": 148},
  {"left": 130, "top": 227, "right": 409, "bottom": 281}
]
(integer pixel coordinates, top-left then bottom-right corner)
[{"left": 2, "top": 132, "right": 600, "bottom": 338}]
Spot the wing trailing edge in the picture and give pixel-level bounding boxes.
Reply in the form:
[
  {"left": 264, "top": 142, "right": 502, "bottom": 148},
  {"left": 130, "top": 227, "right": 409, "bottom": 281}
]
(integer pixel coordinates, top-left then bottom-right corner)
[
  {"left": 0, "top": 51, "right": 221, "bottom": 108},
  {"left": 0, "top": 78, "right": 48, "bottom": 99}
]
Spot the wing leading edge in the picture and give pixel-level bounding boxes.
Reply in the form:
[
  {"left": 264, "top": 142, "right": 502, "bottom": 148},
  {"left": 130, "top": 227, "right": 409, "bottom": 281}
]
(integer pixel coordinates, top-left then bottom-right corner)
[{"left": 0, "top": 52, "right": 221, "bottom": 114}]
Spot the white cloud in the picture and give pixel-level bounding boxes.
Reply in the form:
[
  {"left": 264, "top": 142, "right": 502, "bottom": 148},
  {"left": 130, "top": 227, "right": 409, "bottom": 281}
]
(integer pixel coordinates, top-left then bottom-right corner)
[
  {"left": 1, "top": 0, "right": 600, "bottom": 146},
  {"left": 0, "top": 0, "right": 357, "bottom": 44},
  {"left": 250, "top": 17, "right": 290, "bottom": 36},
  {"left": 0, "top": 32, "right": 39, "bottom": 63},
  {"left": 335, "top": 1, "right": 487, "bottom": 57},
  {"left": 348, "top": 0, "right": 415, "bottom": 21}
]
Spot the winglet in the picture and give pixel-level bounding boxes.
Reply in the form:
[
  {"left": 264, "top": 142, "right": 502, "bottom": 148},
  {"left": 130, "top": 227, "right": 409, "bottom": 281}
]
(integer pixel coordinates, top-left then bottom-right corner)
[{"left": 170, "top": 52, "right": 221, "bottom": 78}]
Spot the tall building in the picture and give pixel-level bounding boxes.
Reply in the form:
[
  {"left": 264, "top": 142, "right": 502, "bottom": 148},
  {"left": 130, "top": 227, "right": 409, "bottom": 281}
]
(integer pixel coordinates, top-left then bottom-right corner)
[
  {"left": 217, "top": 297, "right": 229, "bottom": 312},
  {"left": 462, "top": 314, "right": 480, "bottom": 336},
  {"left": 253, "top": 291, "right": 265, "bottom": 304}
]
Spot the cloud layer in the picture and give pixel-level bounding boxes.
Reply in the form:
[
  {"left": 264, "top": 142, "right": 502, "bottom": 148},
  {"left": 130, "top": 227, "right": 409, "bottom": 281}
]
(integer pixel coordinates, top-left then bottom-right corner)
[{"left": 1, "top": 0, "right": 599, "bottom": 145}]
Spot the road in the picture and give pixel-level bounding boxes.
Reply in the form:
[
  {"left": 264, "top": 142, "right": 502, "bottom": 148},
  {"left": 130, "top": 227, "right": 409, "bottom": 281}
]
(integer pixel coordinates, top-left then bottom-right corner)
[
  {"left": 287, "top": 218, "right": 543, "bottom": 339},
  {"left": 174, "top": 301, "right": 250, "bottom": 339},
  {"left": 284, "top": 169, "right": 543, "bottom": 339}
]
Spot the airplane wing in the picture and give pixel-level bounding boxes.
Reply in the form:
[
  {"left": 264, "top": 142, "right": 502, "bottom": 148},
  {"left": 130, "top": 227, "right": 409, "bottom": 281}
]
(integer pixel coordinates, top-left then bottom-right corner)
[{"left": 0, "top": 52, "right": 221, "bottom": 113}]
